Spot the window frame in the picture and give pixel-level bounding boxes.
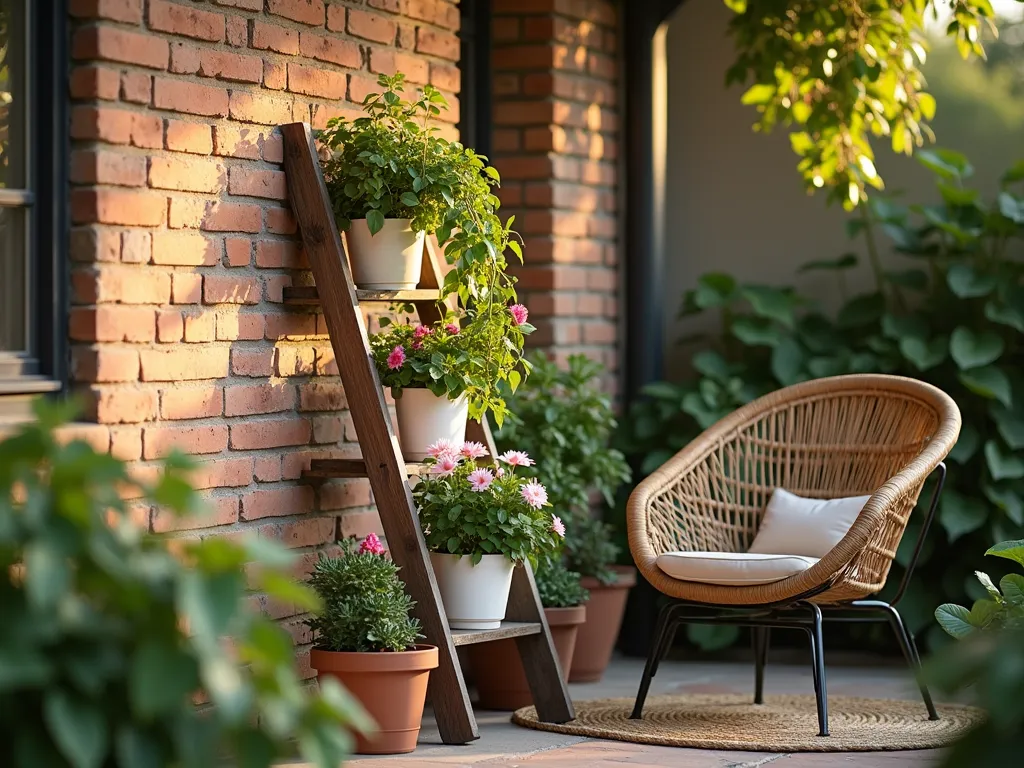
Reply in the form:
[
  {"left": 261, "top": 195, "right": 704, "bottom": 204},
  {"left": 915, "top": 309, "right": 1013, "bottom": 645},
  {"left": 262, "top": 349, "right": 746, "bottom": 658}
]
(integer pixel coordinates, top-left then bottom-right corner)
[{"left": 458, "top": 0, "right": 492, "bottom": 160}]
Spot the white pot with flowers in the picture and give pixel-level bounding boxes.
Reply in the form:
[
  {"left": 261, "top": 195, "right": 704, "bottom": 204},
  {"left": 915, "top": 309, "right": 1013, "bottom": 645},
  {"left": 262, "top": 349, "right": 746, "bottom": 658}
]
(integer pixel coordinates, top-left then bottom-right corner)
[{"left": 413, "top": 443, "right": 564, "bottom": 629}]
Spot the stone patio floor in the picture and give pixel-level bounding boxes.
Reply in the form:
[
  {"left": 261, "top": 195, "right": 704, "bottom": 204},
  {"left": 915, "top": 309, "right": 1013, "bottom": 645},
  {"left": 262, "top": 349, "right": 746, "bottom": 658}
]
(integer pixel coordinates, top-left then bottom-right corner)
[{"left": 329, "top": 654, "right": 945, "bottom": 767}]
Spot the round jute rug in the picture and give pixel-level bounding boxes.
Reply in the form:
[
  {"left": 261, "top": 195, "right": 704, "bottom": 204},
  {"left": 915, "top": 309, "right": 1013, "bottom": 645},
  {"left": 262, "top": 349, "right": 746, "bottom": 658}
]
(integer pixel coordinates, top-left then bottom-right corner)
[{"left": 511, "top": 694, "right": 985, "bottom": 752}]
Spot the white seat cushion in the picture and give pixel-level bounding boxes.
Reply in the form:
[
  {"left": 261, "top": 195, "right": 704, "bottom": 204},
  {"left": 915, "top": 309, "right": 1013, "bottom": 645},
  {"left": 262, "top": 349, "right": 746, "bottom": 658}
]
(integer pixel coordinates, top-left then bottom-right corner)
[
  {"left": 748, "top": 488, "right": 870, "bottom": 558},
  {"left": 655, "top": 551, "right": 820, "bottom": 586}
]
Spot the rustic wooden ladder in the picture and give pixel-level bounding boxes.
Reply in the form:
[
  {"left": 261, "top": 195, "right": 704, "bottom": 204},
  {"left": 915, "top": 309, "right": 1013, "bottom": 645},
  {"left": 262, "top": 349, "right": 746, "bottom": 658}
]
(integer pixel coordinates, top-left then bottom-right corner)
[{"left": 280, "top": 122, "right": 574, "bottom": 744}]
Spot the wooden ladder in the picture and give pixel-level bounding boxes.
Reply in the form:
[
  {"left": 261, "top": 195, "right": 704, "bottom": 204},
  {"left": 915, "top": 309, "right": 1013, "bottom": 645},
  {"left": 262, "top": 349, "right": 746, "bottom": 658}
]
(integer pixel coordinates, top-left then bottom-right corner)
[{"left": 280, "top": 122, "right": 574, "bottom": 744}]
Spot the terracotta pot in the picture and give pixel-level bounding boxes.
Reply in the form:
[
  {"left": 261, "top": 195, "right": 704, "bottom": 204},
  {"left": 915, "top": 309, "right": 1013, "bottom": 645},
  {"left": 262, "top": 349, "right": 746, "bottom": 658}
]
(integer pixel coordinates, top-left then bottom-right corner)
[
  {"left": 467, "top": 605, "right": 586, "bottom": 710},
  {"left": 311, "top": 644, "right": 438, "bottom": 755},
  {"left": 569, "top": 566, "right": 636, "bottom": 683}
]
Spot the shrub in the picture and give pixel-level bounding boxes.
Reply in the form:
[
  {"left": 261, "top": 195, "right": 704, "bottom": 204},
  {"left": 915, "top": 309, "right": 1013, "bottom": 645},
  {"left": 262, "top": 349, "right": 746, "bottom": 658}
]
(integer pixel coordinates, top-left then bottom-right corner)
[
  {"left": 306, "top": 535, "right": 422, "bottom": 654},
  {"left": 0, "top": 402, "right": 369, "bottom": 768},
  {"left": 935, "top": 540, "right": 1024, "bottom": 637},
  {"left": 535, "top": 558, "right": 589, "bottom": 609}
]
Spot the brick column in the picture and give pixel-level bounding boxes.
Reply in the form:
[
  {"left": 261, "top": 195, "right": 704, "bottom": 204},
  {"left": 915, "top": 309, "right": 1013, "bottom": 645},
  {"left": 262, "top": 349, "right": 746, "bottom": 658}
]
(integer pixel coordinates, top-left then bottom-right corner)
[{"left": 490, "top": 0, "right": 621, "bottom": 385}]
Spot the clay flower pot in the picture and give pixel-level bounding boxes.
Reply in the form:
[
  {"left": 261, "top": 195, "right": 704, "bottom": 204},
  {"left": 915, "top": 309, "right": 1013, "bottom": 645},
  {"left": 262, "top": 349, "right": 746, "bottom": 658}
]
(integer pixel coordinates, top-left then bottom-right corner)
[
  {"left": 468, "top": 604, "right": 586, "bottom": 710},
  {"left": 346, "top": 217, "right": 426, "bottom": 290},
  {"left": 310, "top": 644, "right": 438, "bottom": 755},
  {"left": 394, "top": 388, "right": 469, "bottom": 461},
  {"left": 569, "top": 566, "right": 636, "bottom": 683}
]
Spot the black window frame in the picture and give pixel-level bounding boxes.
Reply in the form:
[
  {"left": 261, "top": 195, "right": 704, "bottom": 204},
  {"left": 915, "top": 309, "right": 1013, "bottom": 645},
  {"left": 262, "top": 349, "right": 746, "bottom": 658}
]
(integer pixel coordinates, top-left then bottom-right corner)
[
  {"left": 0, "top": 0, "right": 68, "bottom": 411},
  {"left": 458, "top": 0, "right": 492, "bottom": 160}
]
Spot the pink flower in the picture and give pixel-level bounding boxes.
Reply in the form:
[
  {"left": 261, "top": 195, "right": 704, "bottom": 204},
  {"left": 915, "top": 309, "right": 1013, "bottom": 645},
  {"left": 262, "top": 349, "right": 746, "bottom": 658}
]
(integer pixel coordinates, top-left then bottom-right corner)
[
  {"left": 498, "top": 450, "right": 534, "bottom": 467},
  {"left": 426, "top": 439, "right": 457, "bottom": 460},
  {"left": 467, "top": 468, "right": 495, "bottom": 492},
  {"left": 414, "top": 324, "right": 432, "bottom": 339},
  {"left": 495, "top": 466, "right": 506, "bottom": 478},
  {"left": 431, "top": 455, "right": 459, "bottom": 477},
  {"left": 412, "top": 340, "right": 423, "bottom": 350},
  {"left": 445, "top": 323, "right": 460, "bottom": 335},
  {"left": 509, "top": 304, "right": 529, "bottom": 326},
  {"left": 460, "top": 441, "right": 489, "bottom": 460},
  {"left": 359, "top": 532, "right": 386, "bottom": 555},
  {"left": 520, "top": 479, "right": 548, "bottom": 510},
  {"left": 386, "top": 345, "right": 406, "bottom": 370},
  {"left": 551, "top": 515, "right": 566, "bottom": 538}
]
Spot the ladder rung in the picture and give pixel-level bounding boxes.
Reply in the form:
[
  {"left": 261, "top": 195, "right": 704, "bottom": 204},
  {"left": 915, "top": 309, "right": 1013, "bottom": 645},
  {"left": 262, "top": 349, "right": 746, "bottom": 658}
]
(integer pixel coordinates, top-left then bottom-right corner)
[
  {"left": 283, "top": 286, "right": 441, "bottom": 305},
  {"left": 450, "top": 621, "right": 543, "bottom": 647},
  {"left": 303, "top": 458, "right": 427, "bottom": 479}
]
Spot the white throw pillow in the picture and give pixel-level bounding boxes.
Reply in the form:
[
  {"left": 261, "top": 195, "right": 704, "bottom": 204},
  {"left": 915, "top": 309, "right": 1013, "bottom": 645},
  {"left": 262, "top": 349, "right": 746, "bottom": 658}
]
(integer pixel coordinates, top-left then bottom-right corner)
[
  {"left": 656, "top": 551, "right": 820, "bottom": 585},
  {"left": 748, "top": 488, "right": 870, "bottom": 558}
]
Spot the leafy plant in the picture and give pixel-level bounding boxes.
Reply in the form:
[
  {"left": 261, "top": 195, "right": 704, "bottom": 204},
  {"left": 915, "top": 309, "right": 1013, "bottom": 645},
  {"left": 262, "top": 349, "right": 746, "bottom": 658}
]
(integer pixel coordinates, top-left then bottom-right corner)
[
  {"left": 0, "top": 401, "right": 370, "bottom": 768},
  {"left": 618, "top": 149, "right": 1024, "bottom": 652},
  {"left": 935, "top": 539, "right": 1024, "bottom": 637},
  {"left": 724, "top": 0, "right": 1008, "bottom": 206},
  {"left": 535, "top": 558, "right": 589, "bottom": 609},
  {"left": 412, "top": 441, "right": 563, "bottom": 565},
  {"left": 306, "top": 534, "right": 422, "bottom": 654}
]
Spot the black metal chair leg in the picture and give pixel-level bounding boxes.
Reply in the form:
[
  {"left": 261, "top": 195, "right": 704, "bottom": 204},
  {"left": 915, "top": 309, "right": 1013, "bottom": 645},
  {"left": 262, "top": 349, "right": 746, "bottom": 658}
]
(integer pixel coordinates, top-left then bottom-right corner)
[
  {"left": 631, "top": 604, "right": 675, "bottom": 719},
  {"left": 752, "top": 627, "right": 769, "bottom": 704},
  {"left": 881, "top": 604, "right": 940, "bottom": 720},
  {"left": 801, "top": 603, "right": 829, "bottom": 736}
]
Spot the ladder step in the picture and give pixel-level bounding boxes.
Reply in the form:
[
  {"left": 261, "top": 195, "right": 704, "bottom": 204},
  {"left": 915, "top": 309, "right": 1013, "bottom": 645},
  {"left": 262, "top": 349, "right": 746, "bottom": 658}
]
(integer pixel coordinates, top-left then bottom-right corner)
[
  {"left": 450, "top": 621, "right": 543, "bottom": 647},
  {"left": 284, "top": 286, "right": 441, "bottom": 305},
  {"left": 304, "top": 458, "right": 427, "bottom": 479}
]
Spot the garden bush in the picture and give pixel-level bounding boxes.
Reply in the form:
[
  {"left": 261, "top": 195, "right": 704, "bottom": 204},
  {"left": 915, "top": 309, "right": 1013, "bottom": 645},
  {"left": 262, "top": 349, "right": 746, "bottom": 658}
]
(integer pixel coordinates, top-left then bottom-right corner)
[{"left": 617, "top": 150, "right": 1024, "bottom": 651}]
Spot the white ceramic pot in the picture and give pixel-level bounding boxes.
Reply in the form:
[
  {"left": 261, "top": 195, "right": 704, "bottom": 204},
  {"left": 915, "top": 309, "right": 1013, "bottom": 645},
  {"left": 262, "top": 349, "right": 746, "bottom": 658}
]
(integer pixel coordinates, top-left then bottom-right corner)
[
  {"left": 393, "top": 388, "right": 468, "bottom": 461},
  {"left": 430, "top": 552, "right": 515, "bottom": 630},
  {"left": 346, "top": 218, "right": 425, "bottom": 290}
]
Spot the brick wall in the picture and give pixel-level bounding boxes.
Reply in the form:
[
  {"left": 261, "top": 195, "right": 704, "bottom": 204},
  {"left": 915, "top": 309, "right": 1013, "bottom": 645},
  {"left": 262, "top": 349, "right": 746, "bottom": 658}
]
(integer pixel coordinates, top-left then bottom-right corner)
[
  {"left": 490, "top": 0, "right": 621, "bottom": 387},
  {"left": 66, "top": 0, "right": 460, "bottom": 675}
]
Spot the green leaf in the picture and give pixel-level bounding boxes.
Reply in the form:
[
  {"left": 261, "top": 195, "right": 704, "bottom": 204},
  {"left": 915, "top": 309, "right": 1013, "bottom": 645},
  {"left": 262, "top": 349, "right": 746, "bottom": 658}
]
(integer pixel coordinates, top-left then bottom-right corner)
[
  {"left": 1001, "top": 160, "right": 1024, "bottom": 185},
  {"left": 177, "top": 570, "right": 243, "bottom": 652},
  {"left": 837, "top": 293, "right": 885, "bottom": 328},
  {"left": 692, "top": 273, "right": 737, "bottom": 309},
  {"left": 692, "top": 350, "right": 730, "bottom": 381},
  {"left": 899, "top": 336, "right": 947, "bottom": 371},
  {"left": 771, "top": 337, "right": 805, "bottom": 386},
  {"left": 24, "top": 541, "right": 71, "bottom": 611},
  {"left": 934, "top": 603, "right": 975, "bottom": 639},
  {"left": 741, "top": 285, "right": 798, "bottom": 328},
  {"left": 917, "top": 148, "right": 974, "bottom": 181},
  {"left": 986, "top": 539, "right": 1024, "bottom": 568},
  {"left": 985, "top": 299, "right": 1024, "bottom": 333},
  {"left": 686, "top": 624, "right": 740, "bottom": 651},
  {"left": 949, "top": 423, "right": 980, "bottom": 463},
  {"left": 400, "top": 191, "right": 419, "bottom": 207},
  {"left": 984, "top": 440, "right": 1024, "bottom": 481},
  {"left": 991, "top": 404, "right": 1024, "bottom": 450},
  {"left": 959, "top": 366, "right": 1013, "bottom": 407},
  {"left": 130, "top": 641, "right": 198, "bottom": 718},
  {"left": 446, "top": 536, "right": 460, "bottom": 554},
  {"left": 115, "top": 727, "right": 163, "bottom": 768},
  {"left": 366, "top": 209, "right": 385, "bottom": 235},
  {"left": 949, "top": 326, "right": 1005, "bottom": 370},
  {"left": 44, "top": 690, "right": 108, "bottom": 768},
  {"left": 947, "top": 263, "right": 997, "bottom": 298},
  {"left": 939, "top": 492, "right": 988, "bottom": 542},
  {"left": 983, "top": 483, "right": 1024, "bottom": 526},
  {"left": 798, "top": 253, "right": 857, "bottom": 272},
  {"left": 975, "top": 570, "right": 1003, "bottom": 601},
  {"left": 884, "top": 269, "right": 928, "bottom": 290},
  {"left": 1000, "top": 573, "right": 1024, "bottom": 605},
  {"left": 731, "top": 316, "right": 782, "bottom": 347},
  {"left": 740, "top": 83, "right": 775, "bottom": 105}
]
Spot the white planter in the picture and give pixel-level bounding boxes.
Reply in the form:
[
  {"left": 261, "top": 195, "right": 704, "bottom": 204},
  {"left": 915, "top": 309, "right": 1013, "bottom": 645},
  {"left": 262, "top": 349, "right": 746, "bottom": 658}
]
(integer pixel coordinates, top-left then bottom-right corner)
[
  {"left": 346, "top": 218, "right": 425, "bottom": 290},
  {"left": 393, "top": 388, "right": 468, "bottom": 461},
  {"left": 430, "top": 552, "right": 515, "bottom": 630}
]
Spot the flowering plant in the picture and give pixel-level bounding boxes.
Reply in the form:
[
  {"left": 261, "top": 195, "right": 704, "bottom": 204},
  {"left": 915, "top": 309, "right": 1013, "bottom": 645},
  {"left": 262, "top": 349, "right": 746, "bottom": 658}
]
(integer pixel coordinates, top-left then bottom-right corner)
[
  {"left": 412, "top": 441, "right": 564, "bottom": 565},
  {"left": 306, "top": 534, "right": 422, "bottom": 653},
  {"left": 535, "top": 557, "right": 589, "bottom": 609}
]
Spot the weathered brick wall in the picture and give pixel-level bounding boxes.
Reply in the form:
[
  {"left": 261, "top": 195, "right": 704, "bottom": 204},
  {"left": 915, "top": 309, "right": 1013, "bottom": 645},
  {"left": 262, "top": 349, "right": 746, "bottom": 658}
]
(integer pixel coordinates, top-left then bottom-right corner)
[
  {"left": 66, "top": 0, "right": 460, "bottom": 674},
  {"left": 490, "top": 0, "right": 620, "bottom": 387}
]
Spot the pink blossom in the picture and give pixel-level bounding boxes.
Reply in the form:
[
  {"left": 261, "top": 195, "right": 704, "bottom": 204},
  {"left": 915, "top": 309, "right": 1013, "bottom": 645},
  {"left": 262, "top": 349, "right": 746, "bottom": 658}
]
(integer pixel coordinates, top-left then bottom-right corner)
[
  {"left": 359, "top": 532, "right": 386, "bottom": 555},
  {"left": 498, "top": 450, "right": 534, "bottom": 467},
  {"left": 551, "top": 515, "right": 566, "bottom": 538},
  {"left": 426, "top": 439, "right": 458, "bottom": 460},
  {"left": 520, "top": 479, "right": 548, "bottom": 510},
  {"left": 386, "top": 345, "right": 406, "bottom": 370},
  {"left": 460, "top": 441, "right": 489, "bottom": 460},
  {"left": 445, "top": 323, "right": 460, "bottom": 335},
  {"left": 495, "top": 466, "right": 506, "bottom": 478},
  {"left": 431, "top": 455, "right": 459, "bottom": 477},
  {"left": 414, "top": 324, "right": 432, "bottom": 339},
  {"left": 412, "top": 340, "right": 423, "bottom": 351},
  {"left": 467, "top": 468, "right": 495, "bottom": 492},
  {"left": 509, "top": 304, "right": 529, "bottom": 326}
]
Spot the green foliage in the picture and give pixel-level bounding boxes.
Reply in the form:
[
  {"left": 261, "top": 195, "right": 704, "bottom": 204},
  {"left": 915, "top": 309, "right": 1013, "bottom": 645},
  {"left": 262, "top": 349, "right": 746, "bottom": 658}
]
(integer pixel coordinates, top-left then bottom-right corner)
[
  {"left": 413, "top": 451, "right": 562, "bottom": 566},
  {"left": 618, "top": 150, "right": 1024, "bottom": 652},
  {"left": 935, "top": 540, "right": 1024, "bottom": 637},
  {"left": 723, "top": 0, "right": 1005, "bottom": 207},
  {"left": 535, "top": 558, "right": 589, "bottom": 609},
  {"left": 306, "top": 538, "right": 421, "bottom": 653},
  {"left": 496, "top": 353, "right": 632, "bottom": 582},
  {"left": 0, "top": 402, "right": 370, "bottom": 768}
]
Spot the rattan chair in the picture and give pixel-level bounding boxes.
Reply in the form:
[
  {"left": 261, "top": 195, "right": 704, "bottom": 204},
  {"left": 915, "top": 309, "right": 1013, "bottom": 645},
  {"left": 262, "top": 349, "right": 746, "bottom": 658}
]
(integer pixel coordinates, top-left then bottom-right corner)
[{"left": 627, "top": 374, "right": 961, "bottom": 736}]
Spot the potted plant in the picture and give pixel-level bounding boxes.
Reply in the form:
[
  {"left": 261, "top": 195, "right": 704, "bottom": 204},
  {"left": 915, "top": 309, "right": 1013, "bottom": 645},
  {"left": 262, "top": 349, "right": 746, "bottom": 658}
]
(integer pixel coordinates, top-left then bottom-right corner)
[
  {"left": 413, "top": 443, "right": 563, "bottom": 629},
  {"left": 307, "top": 533, "right": 438, "bottom": 755},
  {"left": 468, "top": 556, "right": 589, "bottom": 710},
  {"left": 496, "top": 353, "right": 634, "bottom": 682}
]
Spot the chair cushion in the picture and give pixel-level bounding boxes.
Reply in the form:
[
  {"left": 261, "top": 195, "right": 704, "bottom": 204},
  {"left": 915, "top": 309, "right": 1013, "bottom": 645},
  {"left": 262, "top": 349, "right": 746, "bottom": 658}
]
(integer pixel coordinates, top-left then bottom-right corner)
[
  {"left": 748, "top": 488, "right": 871, "bottom": 558},
  {"left": 655, "top": 551, "right": 820, "bottom": 586}
]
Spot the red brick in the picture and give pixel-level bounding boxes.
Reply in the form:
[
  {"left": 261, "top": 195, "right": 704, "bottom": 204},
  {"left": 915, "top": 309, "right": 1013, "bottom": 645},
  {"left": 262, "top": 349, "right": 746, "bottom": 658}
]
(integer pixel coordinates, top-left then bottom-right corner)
[
  {"left": 121, "top": 230, "right": 152, "bottom": 264},
  {"left": 287, "top": 64, "right": 345, "bottom": 100},
  {"left": 276, "top": 346, "right": 315, "bottom": 376},
  {"left": 263, "top": 275, "right": 293, "bottom": 303},
  {"left": 171, "top": 273, "right": 203, "bottom": 304},
  {"left": 225, "top": 238, "right": 252, "bottom": 266},
  {"left": 299, "top": 31, "right": 360, "bottom": 68},
  {"left": 312, "top": 415, "right": 342, "bottom": 443},
  {"left": 170, "top": 198, "right": 262, "bottom": 232},
  {"left": 226, "top": 15, "right": 248, "bottom": 47},
  {"left": 154, "top": 79, "right": 229, "bottom": 118},
  {"left": 166, "top": 120, "right": 214, "bottom": 154},
  {"left": 69, "top": 227, "right": 118, "bottom": 263},
  {"left": 262, "top": 136, "right": 284, "bottom": 163},
  {"left": 217, "top": 313, "right": 265, "bottom": 340},
  {"left": 214, "top": 0, "right": 263, "bottom": 9},
  {"left": 212, "top": 124, "right": 264, "bottom": 159},
  {"left": 131, "top": 113, "right": 164, "bottom": 149},
  {"left": 143, "top": 424, "right": 229, "bottom": 459},
  {"left": 153, "top": 495, "right": 238, "bottom": 533},
  {"left": 347, "top": 8, "right": 396, "bottom": 43},
  {"left": 275, "top": 517, "right": 336, "bottom": 549},
  {"left": 70, "top": 106, "right": 132, "bottom": 144},
  {"left": 71, "top": 347, "right": 140, "bottom": 383},
  {"left": 198, "top": 50, "right": 263, "bottom": 83},
  {"left": 225, "top": 383, "right": 295, "bottom": 417},
  {"left": 149, "top": 156, "right": 226, "bottom": 193},
  {"left": 326, "top": 3, "right": 345, "bottom": 31},
  {"left": 231, "top": 417, "right": 311, "bottom": 450},
  {"left": 321, "top": 480, "right": 372, "bottom": 512},
  {"left": 367, "top": 46, "right": 395, "bottom": 75},
  {"left": 299, "top": 382, "right": 347, "bottom": 412},
  {"left": 69, "top": 65, "right": 120, "bottom": 100},
  {"left": 69, "top": 306, "right": 156, "bottom": 342},
  {"left": 240, "top": 485, "right": 314, "bottom": 521},
  {"left": 70, "top": 150, "right": 147, "bottom": 187},
  {"left": 120, "top": 72, "right": 151, "bottom": 104},
  {"left": 72, "top": 26, "right": 169, "bottom": 70},
  {"left": 228, "top": 91, "right": 293, "bottom": 124},
  {"left": 157, "top": 310, "right": 184, "bottom": 342},
  {"left": 252, "top": 21, "right": 299, "bottom": 54},
  {"left": 183, "top": 313, "right": 217, "bottom": 342},
  {"left": 347, "top": 74, "right": 378, "bottom": 105},
  {"left": 264, "top": 61, "right": 287, "bottom": 90},
  {"left": 110, "top": 427, "right": 143, "bottom": 461},
  {"left": 254, "top": 456, "right": 282, "bottom": 482},
  {"left": 265, "top": 208, "right": 297, "bottom": 235},
  {"left": 264, "top": 314, "right": 316, "bottom": 340},
  {"left": 228, "top": 168, "right": 286, "bottom": 200},
  {"left": 86, "top": 386, "right": 159, "bottom": 424},
  {"left": 267, "top": 0, "right": 325, "bottom": 26},
  {"left": 189, "top": 458, "right": 254, "bottom": 490},
  {"left": 160, "top": 386, "right": 223, "bottom": 419},
  {"left": 255, "top": 240, "right": 303, "bottom": 268},
  {"left": 139, "top": 347, "right": 230, "bottom": 381},
  {"left": 69, "top": 0, "right": 144, "bottom": 24},
  {"left": 231, "top": 348, "right": 275, "bottom": 377},
  {"left": 71, "top": 189, "right": 165, "bottom": 227},
  {"left": 203, "top": 275, "right": 260, "bottom": 305},
  {"left": 416, "top": 27, "right": 459, "bottom": 60},
  {"left": 169, "top": 42, "right": 201, "bottom": 75},
  {"left": 149, "top": 0, "right": 225, "bottom": 42}
]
